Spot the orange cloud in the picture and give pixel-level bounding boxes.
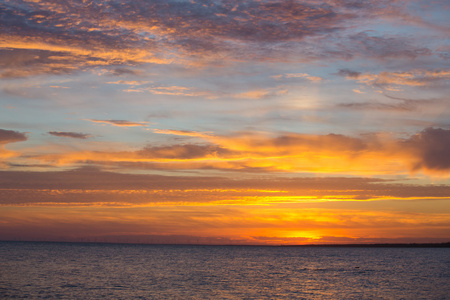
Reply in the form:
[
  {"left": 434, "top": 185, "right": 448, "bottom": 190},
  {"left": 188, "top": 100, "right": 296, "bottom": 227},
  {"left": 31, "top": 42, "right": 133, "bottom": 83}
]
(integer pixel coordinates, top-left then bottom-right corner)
[
  {"left": 21, "top": 128, "right": 450, "bottom": 176},
  {"left": 152, "top": 129, "right": 213, "bottom": 139},
  {"left": 272, "top": 73, "right": 322, "bottom": 82},
  {"left": 340, "top": 69, "right": 450, "bottom": 90},
  {"left": 2, "top": 168, "right": 448, "bottom": 207},
  {"left": 86, "top": 119, "right": 149, "bottom": 127},
  {"left": 233, "top": 88, "right": 288, "bottom": 100},
  {"left": 106, "top": 80, "right": 152, "bottom": 85}
]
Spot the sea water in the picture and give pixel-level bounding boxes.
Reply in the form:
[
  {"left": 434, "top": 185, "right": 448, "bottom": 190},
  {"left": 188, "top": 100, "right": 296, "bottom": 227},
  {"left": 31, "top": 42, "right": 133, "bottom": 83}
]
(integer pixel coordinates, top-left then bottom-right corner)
[{"left": 0, "top": 242, "right": 449, "bottom": 299}]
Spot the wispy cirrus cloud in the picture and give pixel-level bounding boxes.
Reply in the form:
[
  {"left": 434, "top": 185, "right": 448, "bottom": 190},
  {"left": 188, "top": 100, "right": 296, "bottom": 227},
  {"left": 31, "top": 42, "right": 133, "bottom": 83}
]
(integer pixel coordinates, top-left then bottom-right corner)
[
  {"left": 85, "top": 119, "right": 149, "bottom": 127},
  {"left": 272, "top": 73, "right": 323, "bottom": 82},
  {"left": 105, "top": 80, "right": 152, "bottom": 86},
  {"left": 147, "top": 86, "right": 215, "bottom": 98},
  {"left": 338, "top": 68, "right": 450, "bottom": 90},
  {"left": 338, "top": 95, "right": 447, "bottom": 112},
  {"left": 152, "top": 129, "right": 212, "bottom": 139},
  {"left": 233, "top": 88, "right": 288, "bottom": 100}
]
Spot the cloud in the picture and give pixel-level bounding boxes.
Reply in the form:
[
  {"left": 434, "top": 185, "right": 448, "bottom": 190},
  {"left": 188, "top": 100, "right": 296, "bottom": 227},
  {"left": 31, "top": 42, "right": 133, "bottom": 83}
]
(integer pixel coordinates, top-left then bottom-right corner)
[
  {"left": 119, "top": 84, "right": 217, "bottom": 98},
  {"left": 86, "top": 119, "right": 149, "bottom": 127},
  {"left": 232, "top": 88, "right": 288, "bottom": 100},
  {"left": 138, "top": 144, "right": 234, "bottom": 160},
  {"left": 0, "top": 129, "right": 27, "bottom": 144},
  {"left": 108, "top": 68, "right": 144, "bottom": 76},
  {"left": 0, "top": 49, "right": 80, "bottom": 78},
  {"left": 347, "top": 32, "right": 432, "bottom": 60},
  {"left": 3, "top": 0, "right": 437, "bottom": 77},
  {"left": 147, "top": 86, "right": 215, "bottom": 98},
  {"left": 404, "top": 128, "right": 450, "bottom": 172},
  {"left": 0, "top": 1, "right": 168, "bottom": 77},
  {"left": 152, "top": 129, "right": 212, "bottom": 139},
  {"left": 272, "top": 73, "right": 323, "bottom": 82},
  {"left": 0, "top": 129, "right": 27, "bottom": 166},
  {"left": 106, "top": 80, "right": 151, "bottom": 86},
  {"left": 339, "top": 68, "right": 450, "bottom": 90},
  {"left": 113, "top": 0, "right": 347, "bottom": 43},
  {"left": 337, "top": 69, "right": 362, "bottom": 79},
  {"left": 339, "top": 94, "right": 447, "bottom": 112},
  {"left": 48, "top": 131, "right": 91, "bottom": 139},
  {"left": 24, "top": 127, "right": 450, "bottom": 176},
  {"left": 0, "top": 167, "right": 449, "bottom": 206},
  {"left": 339, "top": 102, "right": 415, "bottom": 112}
]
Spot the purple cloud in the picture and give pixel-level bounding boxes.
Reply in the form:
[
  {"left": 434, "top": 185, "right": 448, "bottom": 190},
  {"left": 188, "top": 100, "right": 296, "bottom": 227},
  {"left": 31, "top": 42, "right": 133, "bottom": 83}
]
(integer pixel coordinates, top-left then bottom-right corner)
[
  {"left": 49, "top": 131, "right": 91, "bottom": 139},
  {"left": 0, "top": 129, "right": 27, "bottom": 144}
]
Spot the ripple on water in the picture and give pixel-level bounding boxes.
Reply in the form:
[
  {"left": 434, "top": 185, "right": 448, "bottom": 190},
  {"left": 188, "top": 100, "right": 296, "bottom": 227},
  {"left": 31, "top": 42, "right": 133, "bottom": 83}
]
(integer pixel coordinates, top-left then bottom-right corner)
[{"left": 0, "top": 242, "right": 449, "bottom": 299}]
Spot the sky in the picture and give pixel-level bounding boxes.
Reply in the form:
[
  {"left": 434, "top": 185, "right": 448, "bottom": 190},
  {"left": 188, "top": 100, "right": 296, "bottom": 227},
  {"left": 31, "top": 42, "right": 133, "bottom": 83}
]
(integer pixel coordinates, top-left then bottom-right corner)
[{"left": 1, "top": 0, "right": 449, "bottom": 245}]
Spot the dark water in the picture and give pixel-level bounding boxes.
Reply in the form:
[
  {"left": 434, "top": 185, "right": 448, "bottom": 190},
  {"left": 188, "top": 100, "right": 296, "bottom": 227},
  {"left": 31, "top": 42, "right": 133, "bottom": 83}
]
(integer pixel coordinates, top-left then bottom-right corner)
[{"left": 0, "top": 242, "right": 449, "bottom": 299}]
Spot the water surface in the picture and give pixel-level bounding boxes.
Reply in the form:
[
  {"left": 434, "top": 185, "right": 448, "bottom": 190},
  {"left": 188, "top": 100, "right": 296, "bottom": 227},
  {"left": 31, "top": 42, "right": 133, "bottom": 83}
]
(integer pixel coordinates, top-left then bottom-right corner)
[{"left": 1, "top": 242, "right": 449, "bottom": 299}]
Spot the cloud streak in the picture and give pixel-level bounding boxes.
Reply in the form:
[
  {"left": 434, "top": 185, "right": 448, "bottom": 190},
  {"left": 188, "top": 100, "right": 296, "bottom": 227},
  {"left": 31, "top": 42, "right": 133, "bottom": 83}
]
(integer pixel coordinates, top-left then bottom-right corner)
[
  {"left": 1, "top": 167, "right": 449, "bottom": 209},
  {"left": 86, "top": 119, "right": 149, "bottom": 127},
  {"left": 49, "top": 131, "right": 91, "bottom": 139},
  {"left": 339, "top": 68, "right": 450, "bottom": 90}
]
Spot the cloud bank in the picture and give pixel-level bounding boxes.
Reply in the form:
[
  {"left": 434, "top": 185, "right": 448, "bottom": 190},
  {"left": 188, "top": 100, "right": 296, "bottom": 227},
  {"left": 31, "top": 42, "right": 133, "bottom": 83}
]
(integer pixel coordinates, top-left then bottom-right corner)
[
  {"left": 18, "top": 127, "right": 450, "bottom": 176},
  {"left": 1, "top": 0, "right": 445, "bottom": 77}
]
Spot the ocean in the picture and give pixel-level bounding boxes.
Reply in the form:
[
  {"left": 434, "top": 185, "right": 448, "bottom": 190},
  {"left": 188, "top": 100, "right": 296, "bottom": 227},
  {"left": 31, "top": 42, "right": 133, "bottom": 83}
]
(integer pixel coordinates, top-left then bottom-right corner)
[{"left": 0, "top": 242, "right": 449, "bottom": 299}]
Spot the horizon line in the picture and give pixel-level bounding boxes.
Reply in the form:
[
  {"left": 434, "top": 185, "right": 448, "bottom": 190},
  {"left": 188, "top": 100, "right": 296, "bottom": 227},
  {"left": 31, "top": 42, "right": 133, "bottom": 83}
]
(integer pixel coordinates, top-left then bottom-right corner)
[{"left": 2, "top": 240, "right": 449, "bottom": 248}]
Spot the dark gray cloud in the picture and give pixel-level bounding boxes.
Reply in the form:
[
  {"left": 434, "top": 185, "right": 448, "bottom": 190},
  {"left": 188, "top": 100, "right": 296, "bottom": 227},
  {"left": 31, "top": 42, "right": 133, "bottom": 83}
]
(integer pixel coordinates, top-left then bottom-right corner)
[
  {"left": 110, "top": 0, "right": 343, "bottom": 43},
  {"left": 337, "top": 69, "right": 362, "bottom": 78},
  {"left": 48, "top": 131, "right": 91, "bottom": 139},
  {"left": 339, "top": 95, "right": 445, "bottom": 112},
  {"left": 347, "top": 32, "right": 432, "bottom": 60},
  {"left": 0, "top": 129, "right": 27, "bottom": 144},
  {"left": 339, "top": 102, "right": 415, "bottom": 112},
  {"left": 238, "top": 132, "right": 368, "bottom": 153},
  {"left": 108, "top": 68, "right": 143, "bottom": 76},
  {"left": 405, "top": 127, "right": 450, "bottom": 172}
]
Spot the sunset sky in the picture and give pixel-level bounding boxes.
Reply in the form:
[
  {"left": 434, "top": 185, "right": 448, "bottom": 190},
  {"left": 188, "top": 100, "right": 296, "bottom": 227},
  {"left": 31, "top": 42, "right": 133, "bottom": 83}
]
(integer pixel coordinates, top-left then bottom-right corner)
[{"left": 1, "top": 0, "right": 449, "bottom": 245}]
